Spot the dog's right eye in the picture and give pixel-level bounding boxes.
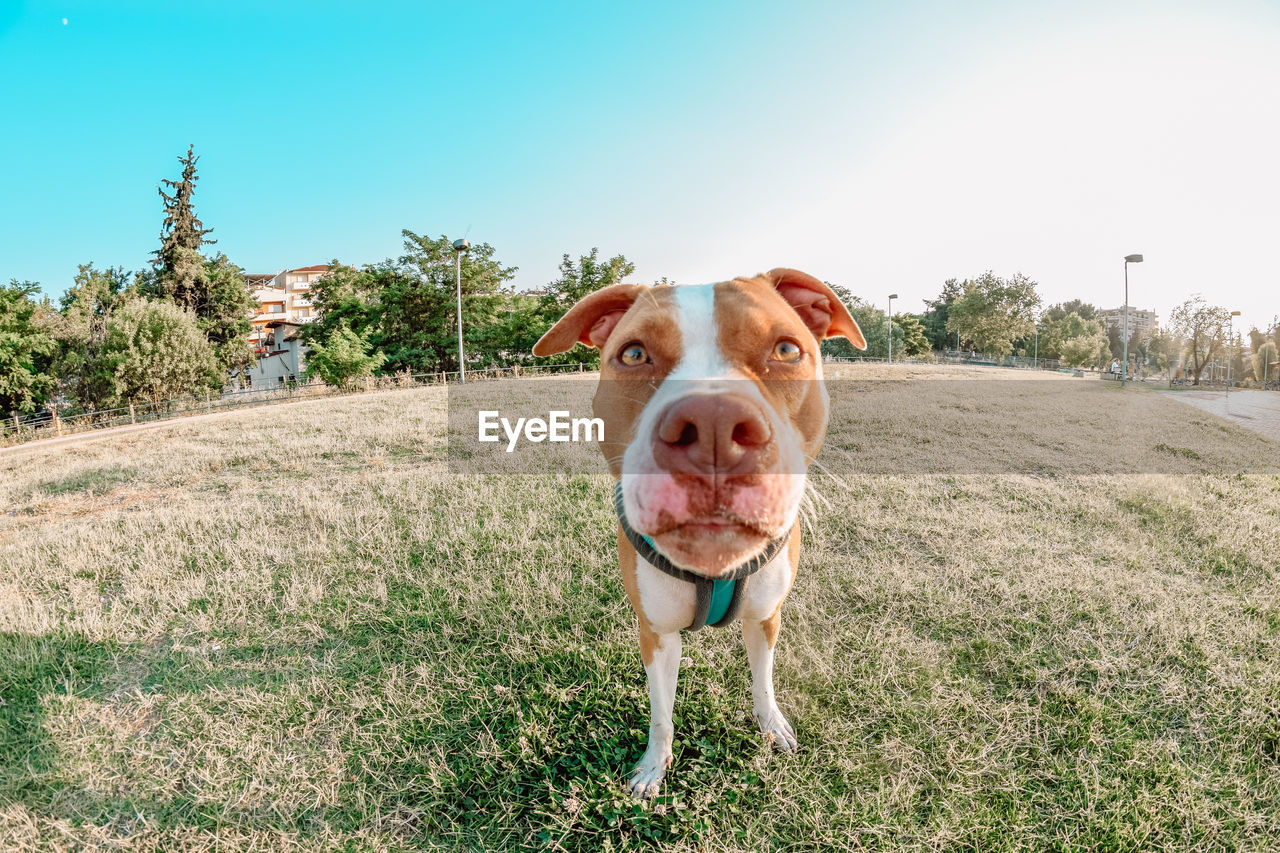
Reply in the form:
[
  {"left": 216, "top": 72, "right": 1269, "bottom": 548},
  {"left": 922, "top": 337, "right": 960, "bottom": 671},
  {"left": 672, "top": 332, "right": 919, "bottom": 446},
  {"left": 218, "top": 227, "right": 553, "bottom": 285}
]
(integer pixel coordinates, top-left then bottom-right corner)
[
  {"left": 618, "top": 343, "right": 649, "bottom": 366},
  {"left": 771, "top": 339, "right": 803, "bottom": 363}
]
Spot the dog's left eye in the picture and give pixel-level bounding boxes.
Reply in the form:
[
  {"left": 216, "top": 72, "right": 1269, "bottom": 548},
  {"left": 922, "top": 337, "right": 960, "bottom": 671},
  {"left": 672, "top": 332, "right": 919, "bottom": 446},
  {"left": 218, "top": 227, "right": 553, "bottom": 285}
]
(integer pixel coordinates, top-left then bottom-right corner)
[
  {"left": 618, "top": 343, "right": 649, "bottom": 366},
  {"left": 771, "top": 340, "right": 803, "bottom": 363}
]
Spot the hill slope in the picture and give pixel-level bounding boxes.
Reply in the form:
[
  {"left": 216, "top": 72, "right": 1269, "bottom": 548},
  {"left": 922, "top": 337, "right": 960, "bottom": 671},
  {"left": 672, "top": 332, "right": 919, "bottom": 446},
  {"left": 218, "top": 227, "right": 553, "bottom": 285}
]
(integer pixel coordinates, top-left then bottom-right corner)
[{"left": 3, "top": 369, "right": 1279, "bottom": 851}]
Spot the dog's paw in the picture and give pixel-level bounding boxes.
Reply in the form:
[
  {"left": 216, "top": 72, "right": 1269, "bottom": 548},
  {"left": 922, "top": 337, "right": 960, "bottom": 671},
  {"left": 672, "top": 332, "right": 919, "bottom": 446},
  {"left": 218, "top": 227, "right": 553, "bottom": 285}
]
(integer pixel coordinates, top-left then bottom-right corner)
[
  {"left": 628, "top": 749, "right": 671, "bottom": 799},
  {"left": 756, "top": 709, "right": 798, "bottom": 753}
]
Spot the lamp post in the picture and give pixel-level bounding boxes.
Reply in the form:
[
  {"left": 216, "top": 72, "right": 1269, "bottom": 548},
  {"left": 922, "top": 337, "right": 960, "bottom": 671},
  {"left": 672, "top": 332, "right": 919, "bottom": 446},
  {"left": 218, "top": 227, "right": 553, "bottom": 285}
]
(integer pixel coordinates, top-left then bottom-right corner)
[
  {"left": 452, "top": 238, "right": 470, "bottom": 383},
  {"left": 887, "top": 293, "right": 898, "bottom": 363},
  {"left": 1227, "top": 310, "right": 1241, "bottom": 406},
  {"left": 1033, "top": 322, "right": 1040, "bottom": 369},
  {"left": 1122, "top": 254, "right": 1143, "bottom": 387}
]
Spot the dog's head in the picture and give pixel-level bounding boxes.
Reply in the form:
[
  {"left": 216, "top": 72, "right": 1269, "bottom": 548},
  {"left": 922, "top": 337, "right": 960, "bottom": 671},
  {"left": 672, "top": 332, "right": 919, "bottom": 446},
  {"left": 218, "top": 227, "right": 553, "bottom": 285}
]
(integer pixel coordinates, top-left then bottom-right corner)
[{"left": 534, "top": 268, "right": 864, "bottom": 576}]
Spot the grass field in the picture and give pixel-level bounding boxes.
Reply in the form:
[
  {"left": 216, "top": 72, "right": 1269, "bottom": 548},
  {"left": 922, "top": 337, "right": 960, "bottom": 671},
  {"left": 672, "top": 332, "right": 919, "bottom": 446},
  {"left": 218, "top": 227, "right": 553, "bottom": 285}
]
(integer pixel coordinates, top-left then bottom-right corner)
[{"left": 3, "top": 366, "right": 1280, "bottom": 851}]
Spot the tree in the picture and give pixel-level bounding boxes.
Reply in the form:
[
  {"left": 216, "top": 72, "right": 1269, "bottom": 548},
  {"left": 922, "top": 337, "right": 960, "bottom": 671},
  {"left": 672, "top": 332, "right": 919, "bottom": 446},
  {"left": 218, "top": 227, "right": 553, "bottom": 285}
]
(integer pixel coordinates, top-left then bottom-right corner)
[
  {"left": 1249, "top": 327, "right": 1267, "bottom": 362},
  {"left": 145, "top": 148, "right": 253, "bottom": 374},
  {"left": 1039, "top": 310, "right": 1107, "bottom": 367},
  {"left": 1229, "top": 331, "right": 1249, "bottom": 381},
  {"left": 894, "top": 313, "right": 930, "bottom": 356},
  {"left": 51, "top": 264, "right": 131, "bottom": 411},
  {"left": 140, "top": 248, "right": 254, "bottom": 373},
  {"left": 822, "top": 286, "right": 896, "bottom": 359},
  {"left": 1036, "top": 300, "right": 1102, "bottom": 361},
  {"left": 545, "top": 248, "right": 635, "bottom": 305},
  {"left": 1047, "top": 299, "right": 1099, "bottom": 322},
  {"left": 153, "top": 144, "right": 214, "bottom": 284},
  {"left": 304, "top": 236, "right": 520, "bottom": 375},
  {"left": 104, "top": 297, "right": 221, "bottom": 406},
  {"left": 528, "top": 248, "right": 637, "bottom": 365},
  {"left": 197, "top": 253, "right": 254, "bottom": 372},
  {"left": 944, "top": 271, "right": 1041, "bottom": 357},
  {"left": 1058, "top": 333, "right": 1102, "bottom": 369},
  {"left": 1255, "top": 341, "right": 1278, "bottom": 387},
  {"left": 378, "top": 230, "right": 519, "bottom": 373},
  {"left": 1146, "top": 328, "right": 1182, "bottom": 378},
  {"left": 0, "top": 281, "right": 57, "bottom": 417},
  {"left": 1093, "top": 338, "right": 1113, "bottom": 370},
  {"left": 1168, "top": 295, "right": 1229, "bottom": 385},
  {"left": 301, "top": 262, "right": 381, "bottom": 345},
  {"left": 304, "top": 326, "right": 386, "bottom": 390},
  {"left": 301, "top": 241, "right": 640, "bottom": 374},
  {"left": 921, "top": 278, "right": 964, "bottom": 350},
  {"left": 1106, "top": 323, "right": 1124, "bottom": 361}
]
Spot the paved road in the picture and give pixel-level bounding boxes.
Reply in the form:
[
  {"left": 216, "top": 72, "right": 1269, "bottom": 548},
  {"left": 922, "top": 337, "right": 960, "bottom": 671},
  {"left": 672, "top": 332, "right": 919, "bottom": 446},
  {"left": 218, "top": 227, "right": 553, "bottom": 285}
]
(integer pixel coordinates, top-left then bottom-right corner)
[{"left": 1158, "top": 389, "right": 1280, "bottom": 443}]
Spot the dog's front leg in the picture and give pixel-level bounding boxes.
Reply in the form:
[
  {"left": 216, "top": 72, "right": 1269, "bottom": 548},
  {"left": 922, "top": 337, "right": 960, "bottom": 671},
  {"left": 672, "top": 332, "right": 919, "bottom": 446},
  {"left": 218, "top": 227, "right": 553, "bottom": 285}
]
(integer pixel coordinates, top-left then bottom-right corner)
[
  {"left": 743, "top": 613, "right": 797, "bottom": 751},
  {"left": 629, "top": 629, "right": 681, "bottom": 798}
]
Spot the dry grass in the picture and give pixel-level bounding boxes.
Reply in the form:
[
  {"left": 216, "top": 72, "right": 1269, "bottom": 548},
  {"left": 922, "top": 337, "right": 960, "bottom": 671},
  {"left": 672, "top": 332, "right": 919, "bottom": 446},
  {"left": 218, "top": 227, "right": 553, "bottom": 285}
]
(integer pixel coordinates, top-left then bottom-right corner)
[{"left": 2, "top": 364, "right": 1279, "bottom": 851}]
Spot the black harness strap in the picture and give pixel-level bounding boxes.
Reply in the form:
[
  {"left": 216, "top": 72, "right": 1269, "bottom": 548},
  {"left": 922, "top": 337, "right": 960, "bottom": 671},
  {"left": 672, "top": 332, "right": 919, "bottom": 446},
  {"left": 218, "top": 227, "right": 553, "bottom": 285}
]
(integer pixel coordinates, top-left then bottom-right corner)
[{"left": 614, "top": 482, "right": 789, "bottom": 631}]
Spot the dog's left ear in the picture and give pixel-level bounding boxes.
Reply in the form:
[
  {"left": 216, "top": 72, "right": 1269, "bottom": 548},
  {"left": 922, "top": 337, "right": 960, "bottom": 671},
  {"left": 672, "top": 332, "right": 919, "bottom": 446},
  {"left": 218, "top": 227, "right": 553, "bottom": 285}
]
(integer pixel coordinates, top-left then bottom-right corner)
[
  {"left": 533, "top": 283, "right": 647, "bottom": 356},
  {"left": 765, "top": 268, "right": 866, "bottom": 350}
]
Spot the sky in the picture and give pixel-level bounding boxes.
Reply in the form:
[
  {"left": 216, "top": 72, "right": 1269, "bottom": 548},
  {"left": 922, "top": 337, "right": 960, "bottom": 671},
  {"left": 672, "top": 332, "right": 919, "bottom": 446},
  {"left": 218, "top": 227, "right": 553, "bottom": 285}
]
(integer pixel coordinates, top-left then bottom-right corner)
[{"left": 2, "top": 0, "right": 1278, "bottom": 334}]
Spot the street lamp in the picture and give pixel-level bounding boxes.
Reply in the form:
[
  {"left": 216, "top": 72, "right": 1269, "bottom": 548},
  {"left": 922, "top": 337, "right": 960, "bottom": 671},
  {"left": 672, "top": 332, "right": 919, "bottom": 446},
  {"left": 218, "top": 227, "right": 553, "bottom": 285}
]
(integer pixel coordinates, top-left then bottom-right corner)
[
  {"left": 887, "top": 293, "right": 898, "bottom": 364},
  {"left": 452, "top": 238, "right": 470, "bottom": 383},
  {"left": 1227, "top": 310, "right": 1241, "bottom": 405},
  {"left": 1122, "top": 254, "right": 1143, "bottom": 387},
  {"left": 1033, "top": 319, "right": 1040, "bottom": 369}
]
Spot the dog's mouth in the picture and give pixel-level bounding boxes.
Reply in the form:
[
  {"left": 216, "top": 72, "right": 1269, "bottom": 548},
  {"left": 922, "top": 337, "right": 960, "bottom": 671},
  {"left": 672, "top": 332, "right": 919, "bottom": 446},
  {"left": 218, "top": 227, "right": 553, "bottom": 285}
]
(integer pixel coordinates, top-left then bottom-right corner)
[
  {"left": 647, "top": 512, "right": 775, "bottom": 577},
  {"left": 650, "top": 504, "right": 768, "bottom": 537},
  {"left": 621, "top": 471, "right": 802, "bottom": 576}
]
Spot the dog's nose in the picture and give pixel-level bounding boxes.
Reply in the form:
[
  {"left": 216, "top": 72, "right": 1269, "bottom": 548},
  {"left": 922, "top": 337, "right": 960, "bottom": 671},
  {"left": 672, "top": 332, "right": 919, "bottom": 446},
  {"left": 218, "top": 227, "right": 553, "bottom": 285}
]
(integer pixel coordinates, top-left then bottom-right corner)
[{"left": 652, "top": 393, "right": 772, "bottom": 476}]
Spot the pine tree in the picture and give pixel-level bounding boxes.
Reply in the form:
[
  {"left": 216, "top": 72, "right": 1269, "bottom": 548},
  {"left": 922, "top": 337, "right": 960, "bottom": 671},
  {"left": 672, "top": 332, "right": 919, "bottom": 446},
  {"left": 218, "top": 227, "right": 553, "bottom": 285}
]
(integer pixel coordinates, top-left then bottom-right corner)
[
  {"left": 145, "top": 146, "right": 253, "bottom": 374},
  {"left": 153, "top": 144, "right": 215, "bottom": 307}
]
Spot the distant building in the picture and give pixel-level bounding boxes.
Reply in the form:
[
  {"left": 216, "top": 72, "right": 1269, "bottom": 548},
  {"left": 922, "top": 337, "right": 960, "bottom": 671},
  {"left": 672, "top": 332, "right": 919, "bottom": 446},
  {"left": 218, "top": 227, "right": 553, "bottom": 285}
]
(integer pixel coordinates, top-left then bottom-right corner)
[
  {"left": 232, "top": 320, "right": 307, "bottom": 389},
  {"left": 1100, "top": 306, "right": 1158, "bottom": 337},
  {"left": 244, "top": 265, "right": 327, "bottom": 353}
]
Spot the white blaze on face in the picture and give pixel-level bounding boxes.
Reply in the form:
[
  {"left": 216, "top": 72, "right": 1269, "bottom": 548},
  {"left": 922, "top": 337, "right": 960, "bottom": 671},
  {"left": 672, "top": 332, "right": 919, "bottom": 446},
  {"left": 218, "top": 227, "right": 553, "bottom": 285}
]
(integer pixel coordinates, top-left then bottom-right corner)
[
  {"left": 669, "top": 283, "right": 733, "bottom": 383},
  {"left": 620, "top": 283, "right": 810, "bottom": 541}
]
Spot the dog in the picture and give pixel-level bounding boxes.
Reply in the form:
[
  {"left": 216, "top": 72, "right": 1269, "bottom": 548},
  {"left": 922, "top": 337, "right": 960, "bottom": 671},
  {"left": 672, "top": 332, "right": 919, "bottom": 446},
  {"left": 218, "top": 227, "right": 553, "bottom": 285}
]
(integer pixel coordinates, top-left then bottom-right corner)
[{"left": 532, "top": 268, "right": 865, "bottom": 797}]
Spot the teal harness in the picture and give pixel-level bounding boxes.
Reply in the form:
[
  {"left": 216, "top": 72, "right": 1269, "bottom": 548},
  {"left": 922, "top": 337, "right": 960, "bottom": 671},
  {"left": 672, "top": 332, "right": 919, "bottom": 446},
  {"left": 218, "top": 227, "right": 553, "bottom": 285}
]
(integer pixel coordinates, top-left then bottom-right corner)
[{"left": 614, "top": 483, "right": 789, "bottom": 631}]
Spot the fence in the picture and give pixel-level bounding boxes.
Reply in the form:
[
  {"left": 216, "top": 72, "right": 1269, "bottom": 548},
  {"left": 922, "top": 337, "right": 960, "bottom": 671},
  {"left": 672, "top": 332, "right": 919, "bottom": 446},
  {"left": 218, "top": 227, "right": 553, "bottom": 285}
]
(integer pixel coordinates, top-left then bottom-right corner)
[
  {"left": 0, "top": 350, "right": 1111, "bottom": 449},
  {"left": 826, "top": 351, "right": 1063, "bottom": 371},
  {"left": 0, "top": 361, "right": 594, "bottom": 449}
]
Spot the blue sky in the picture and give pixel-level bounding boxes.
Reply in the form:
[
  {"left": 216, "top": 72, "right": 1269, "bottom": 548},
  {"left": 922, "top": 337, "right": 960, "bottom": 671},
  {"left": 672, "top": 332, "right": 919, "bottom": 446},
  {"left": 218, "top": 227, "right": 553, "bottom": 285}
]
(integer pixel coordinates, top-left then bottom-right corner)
[{"left": 2, "top": 0, "right": 1278, "bottom": 333}]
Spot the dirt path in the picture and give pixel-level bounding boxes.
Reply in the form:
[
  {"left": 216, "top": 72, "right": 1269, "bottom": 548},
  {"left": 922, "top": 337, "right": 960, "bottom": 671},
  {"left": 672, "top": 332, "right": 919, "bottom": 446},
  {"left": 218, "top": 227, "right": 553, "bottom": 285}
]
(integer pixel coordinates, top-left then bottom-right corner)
[
  {"left": 0, "top": 386, "right": 435, "bottom": 458},
  {"left": 0, "top": 408, "right": 275, "bottom": 458}
]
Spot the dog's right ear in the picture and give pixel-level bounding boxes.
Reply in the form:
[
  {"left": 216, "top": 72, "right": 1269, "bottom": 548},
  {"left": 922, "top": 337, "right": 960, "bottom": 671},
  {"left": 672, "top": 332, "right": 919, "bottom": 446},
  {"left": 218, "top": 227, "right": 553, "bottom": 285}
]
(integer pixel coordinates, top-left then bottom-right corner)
[
  {"left": 533, "top": 284, "right": 647, "bottom": 356},
  {"left": 765, "top": 268, "right": 866, "bottom": 350}
]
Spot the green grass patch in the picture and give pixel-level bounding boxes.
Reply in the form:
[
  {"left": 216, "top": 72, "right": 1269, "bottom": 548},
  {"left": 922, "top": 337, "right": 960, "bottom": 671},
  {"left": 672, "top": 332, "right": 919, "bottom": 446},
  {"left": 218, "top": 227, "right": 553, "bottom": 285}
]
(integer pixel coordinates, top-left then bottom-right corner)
[
  {"left": 3, "top": 377, "right": 1280, "bottom": 850},
  {"left": 1154, "top": 442, "right": 1203, "bottom": 460},
  {"left": 33, "top": 465, "right": 137, "bottom": 497}
]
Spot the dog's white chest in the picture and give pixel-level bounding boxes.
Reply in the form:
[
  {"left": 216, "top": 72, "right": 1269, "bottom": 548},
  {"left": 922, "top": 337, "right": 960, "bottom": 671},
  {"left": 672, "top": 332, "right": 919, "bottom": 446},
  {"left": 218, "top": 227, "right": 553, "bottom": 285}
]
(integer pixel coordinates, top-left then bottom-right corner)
[{"left": 634, "top": 544, "right": 794, "bottom": 635}]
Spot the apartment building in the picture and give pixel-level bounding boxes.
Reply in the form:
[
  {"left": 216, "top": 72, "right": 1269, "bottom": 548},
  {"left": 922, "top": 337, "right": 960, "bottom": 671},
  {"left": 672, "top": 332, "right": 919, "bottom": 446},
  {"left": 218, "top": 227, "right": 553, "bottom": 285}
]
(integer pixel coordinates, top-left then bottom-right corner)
[
  {"left": 1100, "top": 306, "right": 1158, "bottom": 336},
  {"left": 245, "top": 265, "right": 327, "bottom": 353},
  {"left": 235, "top": 320, "right": 307, "bottom": 389}
]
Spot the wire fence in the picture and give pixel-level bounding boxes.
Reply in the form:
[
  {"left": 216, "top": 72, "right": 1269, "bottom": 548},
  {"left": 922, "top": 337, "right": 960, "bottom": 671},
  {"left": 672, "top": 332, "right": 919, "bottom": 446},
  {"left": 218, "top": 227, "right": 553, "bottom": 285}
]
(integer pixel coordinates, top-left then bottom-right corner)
[{"left": 0, "top": 361, "right": 595, "bottom": 448}]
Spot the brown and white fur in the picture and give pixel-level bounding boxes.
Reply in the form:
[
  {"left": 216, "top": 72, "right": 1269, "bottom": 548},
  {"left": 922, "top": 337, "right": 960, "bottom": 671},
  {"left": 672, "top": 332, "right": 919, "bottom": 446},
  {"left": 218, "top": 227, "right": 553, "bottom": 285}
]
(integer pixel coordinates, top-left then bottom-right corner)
[{"left": 533, "top": 268, "right": 865, "bottom": 797}]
